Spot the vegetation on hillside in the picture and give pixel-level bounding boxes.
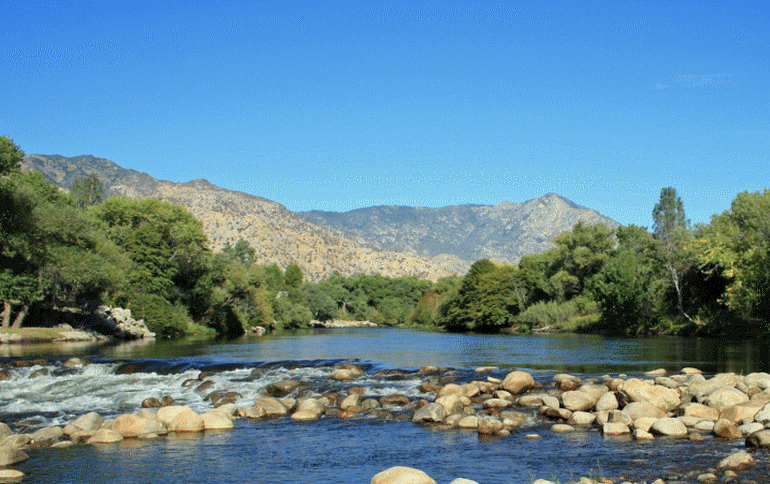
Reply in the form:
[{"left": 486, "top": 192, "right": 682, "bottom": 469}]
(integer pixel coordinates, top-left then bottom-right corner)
[{"left": 2, "top": 137, "right": 768, "bottom": 338}]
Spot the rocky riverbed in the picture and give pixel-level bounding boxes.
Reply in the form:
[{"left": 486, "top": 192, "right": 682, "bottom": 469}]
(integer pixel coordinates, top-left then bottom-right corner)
[{"left": 1, "top": 358, "right": 770, "bottom": 483}]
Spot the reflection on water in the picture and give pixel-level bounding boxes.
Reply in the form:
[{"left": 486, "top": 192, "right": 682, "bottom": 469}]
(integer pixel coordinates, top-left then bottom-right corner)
[{"left": 3, "top": 328, "right": 769, "bottom": 375}]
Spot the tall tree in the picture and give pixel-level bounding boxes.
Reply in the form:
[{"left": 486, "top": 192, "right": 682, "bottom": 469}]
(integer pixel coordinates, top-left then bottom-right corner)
[
  {"left": 652, "top": 187, "right": 694, "bottom": 323},
  {"left": 0, "top": 136, "right": 24, "bottom": 175},
  {"left": 70, "top": 172, "right": 105, "bottom": 209}
]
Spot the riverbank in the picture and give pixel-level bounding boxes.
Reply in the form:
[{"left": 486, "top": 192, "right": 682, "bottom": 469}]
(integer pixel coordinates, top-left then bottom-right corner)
[{"left": 2, "top": 355, "right": 770, "bottom": 483}]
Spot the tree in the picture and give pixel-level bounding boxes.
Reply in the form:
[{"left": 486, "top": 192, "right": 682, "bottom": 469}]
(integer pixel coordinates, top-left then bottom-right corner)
[
  {"left": 0, "top": 136, "right": 24, "bottom": 176},
  {"left": 284, "top": 263, "right": 304, "bottom": 289},
  {"left": 652, "top": 187, "right": 695, "bottom": 323},
  {"left": 697, "top": 189, "right": 770, "bottom": 325},
  {"left": 70, "top": 173, "right": 104, "bottom": 209}
]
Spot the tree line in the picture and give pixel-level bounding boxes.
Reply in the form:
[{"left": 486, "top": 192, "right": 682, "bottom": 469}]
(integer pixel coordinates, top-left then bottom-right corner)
[{"left": 2, "top": 136, "right": 768, "bottom": 338}]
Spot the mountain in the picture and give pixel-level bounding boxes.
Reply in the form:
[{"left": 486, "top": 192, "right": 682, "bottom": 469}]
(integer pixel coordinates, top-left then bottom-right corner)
[
  {"left": 302, "top": 195, "right": 619, "bottom": 266},
  {"left": 21, "top": 155, "right": 456, "bottom": 282},
  {"left": 21, "top": 154, "right": 619, "bottom": 280}
]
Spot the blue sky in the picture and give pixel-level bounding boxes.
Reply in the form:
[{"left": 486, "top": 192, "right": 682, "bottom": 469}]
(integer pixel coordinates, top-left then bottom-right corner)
[{"left": 2, "top": 1, "right": 768, "bottom": 228}]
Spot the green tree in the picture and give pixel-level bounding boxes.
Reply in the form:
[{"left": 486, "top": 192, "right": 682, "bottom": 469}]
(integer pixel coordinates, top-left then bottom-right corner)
[
  {"left": 550, "top": 221, "right": 615, "bottom": 301},
  {"left": 284, "top": 263, "right": 304, "bottom": 289},
  {"left": 697, "top": 189, "right": 770, "bottom": 326},
  {"left": 70, "top": 173, "right": 105, "bottom": 209},
  {"left": 652, "top": 187, "right": 695, "bottom": 323},
  {"left": 0, "top": 136, "right": 24, "bottom": 175}
]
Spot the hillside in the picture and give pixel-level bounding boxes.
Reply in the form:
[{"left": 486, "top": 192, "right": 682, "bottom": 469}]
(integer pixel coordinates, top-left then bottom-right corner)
[
  {"left": 21, "top": 155, "right": 456, "bottom": 282},
  {"left": 21, "top": 154, "right": 619, "bottom": 280}
]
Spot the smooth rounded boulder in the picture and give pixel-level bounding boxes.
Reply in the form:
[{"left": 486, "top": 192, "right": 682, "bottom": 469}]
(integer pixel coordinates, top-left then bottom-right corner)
[
  {"left": 619, "top": 379, "right": 680, "bottom": 412},
  {"left": 412, "top": 403, "right": 446, "bottom": 424},
  {"left": 371, "top": 466, "right": 438, "bottom": 484},
  {"left": 650, "top": 417, "right": 687, "bottom": 437},
  {"left": 169, "top": 409, "right": 205, "bottom": 432},
  {"left": 0, "top": 446, "right": 28, "bottom": 466},
  {"left": 501, "top": 371, "right": 534, "bottom": 394},
  {"left": 87, "top": 429, "right": 124, "bottom": 444}
]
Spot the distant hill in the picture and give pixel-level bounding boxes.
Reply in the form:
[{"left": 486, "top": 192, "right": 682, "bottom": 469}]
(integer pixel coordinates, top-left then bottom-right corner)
[
  {"left": 21, "top": 154, "right": 619, "bottom": 280},
  {"left": 302, "top": 195, "right": 619, "bottom": 266}
]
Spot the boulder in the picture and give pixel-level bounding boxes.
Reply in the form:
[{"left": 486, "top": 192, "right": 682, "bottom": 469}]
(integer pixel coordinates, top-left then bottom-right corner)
[
  {"left": 650, "top": 417, "right": 688, "bottom": 437},
  {"left": 253, "top": 396, "right": 289, "bottom": 416},
  {"left": 482, "top": 398, "right": 512, "bottom": 410},
  {"left": 578, "top": 383, "right": 609, "bottom": 401},
  {"left": 291, "top": 398, "right": 326, "bottom": 421},
  {"left": 437, "top": 384, "right": 464, "bottom": 398},
  {"left": 623, "top": 401, "right": 666, "bottom": 420},
  {"left": 449, "top": 479, "right": 479, "bottom": 484},
  {"left": 168, "top": 409, "right": 205, "bottom": 432},
  {"left": 0, "top": 446, "right": 28, "bottom": 466},
  {"left": 436, "top": 394, "right": 465, "bottom": 414},
  {"left": 156, "top": 405, "right": 193, "bottom": 426},
  {"left": 562, "top": 391, "right": 595, "bottom": 412},
  {"left": 719, "top": 401, "right": 763, "bottom": 423},
  {"left": 477, "top": 417, "right": 504, "bottom": 435},
  {"left": 412, "top": 403, "right": 446, "bottom": 424},
  {"left": 567, "top": 411, "right": 596, "bottom": 426},
  {"left": 0, "top": 423, "right": 11, "bottom": 439},
  {"left": 340, "top": 394, "right": 361, "bottom": 411},
  {"left": 633, "top": 428, "right": 654, "bottom": 440},
  {"left": 713, "top": 419, "right": 742, "bottom": 439},
  {"left": 72, "top": 412, "right": 104, "bottom": 431},
  {"left": 111, "top": 414, "right": 166, "bottom": 437},
  {"left": 457, "top": 416, "right": 479, "bottom": 429},
  {"left": 595, "top": 392, "right": 619, "bottom": 412},
  {"left": 501, "top": 371, "right": 534, "bottom": 394},
  {"left": 619, "top": 379, "right": 680, "bottom": 412},
  {"left": 705, "top": 387, "right": 749, "bottom": 412},
  {"left": 87, "top": 429, "right": 124, "bottom": 444},
  {"left": 716, "top": 451, "right": 756, "bottom": 469},
  {"left": 371, "top": 466, "right": 437, "bottom": 484},
  {"left": 264, "top": 380, "right": 300, "bottom": 397},
  {"left": 30, "top": 426, "right": 63, "bottom": 445},
  {"left": 0, "top": 469, "right": 24, "bottom": 480},
  {"left": 551, "top": 424, "right": 575, "bottom": 433},
  {"left": 746, "top": 429, "right": 770, "bottom": 447},
  {"left": 680, "top": 402, "right": 719, "bottom": 421},
  {"left": 602, "top": 422, "right": 630, "bottom": 435},
  {"left": 202, "top": 410, "right": 235, "bottom": 430}
]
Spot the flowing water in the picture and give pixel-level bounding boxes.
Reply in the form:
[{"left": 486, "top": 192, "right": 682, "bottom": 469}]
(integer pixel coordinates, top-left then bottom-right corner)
[{"left": 2, "top": 329, "right": 770, "bottom": 483}]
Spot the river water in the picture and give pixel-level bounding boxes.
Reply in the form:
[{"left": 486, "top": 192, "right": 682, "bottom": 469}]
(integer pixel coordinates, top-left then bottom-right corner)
[{"left": 2, "top": 329, "right": 769, "bottom": 483}]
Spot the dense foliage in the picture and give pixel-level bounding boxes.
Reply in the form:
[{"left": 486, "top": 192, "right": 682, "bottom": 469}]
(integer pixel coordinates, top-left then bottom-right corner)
[{"left": 1, "top": 137, "right": 768, "bottom": 338}]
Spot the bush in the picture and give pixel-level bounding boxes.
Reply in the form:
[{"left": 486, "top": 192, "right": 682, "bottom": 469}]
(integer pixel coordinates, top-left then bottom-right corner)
[
  {"left": 128, "top": 293, "right": 191, "bottom": 339},
  {"left": 514, "top": 299, "right": 598, "bottom": 330}
]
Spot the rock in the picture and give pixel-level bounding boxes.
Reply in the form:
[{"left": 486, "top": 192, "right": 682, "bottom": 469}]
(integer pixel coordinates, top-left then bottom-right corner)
[
  {"left": 501, "top": 371, "right": 534, "bottom": 394},
  {"left": 746, "top": 429, "right": 770, "bottom": 447},
  {"left": 169, "top": 409, "right": 205, "bottom": 432},
  {"left": 448, "top": 479, "right": 479, "bottom": 484},
  {"left": 371, "top": 466, "right": 437, "bottom": 484},
  {"left": 87, "top": 429, "right": 124, "bottom": 444},
  {"left": 31, "top": 426, "right": 63, "bottom": 444},
  {"left": 0, "top": 435, "right": 31, "bottom": 448},
  {"left": 738, "top": 422, "right": 765, "bottom": 436},
  {"left": 457, "top": 416, "right": 479, "bottom": 429},
  {"left": 437, "top": 384, "right": 464, "bottom": 398},
  {"left": 595, "top": 392, "right": 619, "bottom": 412},
  {"left": 73, "top": 411, "right": 104, "bottom": 431},
  {"left": 619, "top": 379, "right": 680, "bottom": 412},
  {"left": 340, "top": 394, "right": 361, "bottom": 411},
  {"left": 436, "top": 394, "right": 466, "bottom": 414},
  {"left": 562, "top": 391, "right": 596, "bottom": 412},
  {"left": 329, "top": 369, "right": 357, "bottom": 381},
  {"left": 680, "top": 402, "right": 720, "bottom": 421},
  {"left": 202, "top": 410, "right": 235, "bottom": 430},
  {"left": 633, "top": 428, "right": 654, "bottom": 440},
  {"left": 578, "top": 383, "right": 609, "bottom": 401},
  {"left": 0, "top": 423, "right": 10, "bottom": 439},
  {"left": 142, "top": 397, "right": 162, "bottom": 408},
  {"left": 477, "top": 417, "right": 504, "bottom": 435},
  {"left": 380, "top": 394, "right": 410, "bottom": 407},
  {"left": 0, "top": 446, "right": 28, "bottom": 466},
  {"left": 0, "top": 469, "right": 24, "bottom": 480},
  {"left": 567, "top": 411, "right": 596, "bottom": 426},
  {"left": 62, "top": 357, "right": 86, "bottom": 368},
  {"left": 706, "top": 386, "right": 749, "bottom": 411},
  {"left": 717, "top": 451, "right": 756, "bottom": 470},
  {"left": 264, "top": 380, "right": 300, "bottom": 397},
  {"left": 156, "top": 405, "right": 193, "bottom": 426},
  {"left": 608, "top": 409, "right": 633, "bottom": 427},
  {"left": 754, "top": 402, "right": 770, "bottom": 423},
  {"left": 650, "top": 417, "right": 688, "bottom": 437},
  {"left": 110, "top": 414, "right": 165, "bottom": 437},
  {"left": 253, "top": 396, "right": 289, "bottom": 416},
  {"left": 482, "top": 398, "right": 512, "bottom": 410},
  {"left": 291, "top": 398, "right": 326, "bottom": 421},
  {"left": 413, "top": 403, "right": 446, "bottom": 424},
  {"left": 551, "top": 424, "right": 575, "bottom": 433},
  {"left": 633, "top": 417, "right": 658, "bottom": 432},
  {"left": 602, "top": 422, "right": 630, "bottom": 435},
  {"left": 713, "top": 419, "right": 742, "bottom": 439},
  {"left": 623, "top": 401, "right": 666, "bottom": 420}
]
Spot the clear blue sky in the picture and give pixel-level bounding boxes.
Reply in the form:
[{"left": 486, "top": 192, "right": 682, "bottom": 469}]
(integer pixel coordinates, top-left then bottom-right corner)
[{"left": 2, "top": 1, "right": 768, "bottom": 228}]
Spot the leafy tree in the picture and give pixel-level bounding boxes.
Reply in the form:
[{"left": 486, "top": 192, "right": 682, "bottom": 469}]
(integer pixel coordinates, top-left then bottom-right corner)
[
  {"left": 90, "top": 196, "right": 210, "bottom": 302},
  {"left": 284, "top": 263, "right": 304, "bottom": 289},
  {"left": 652, "top": 187, "right": 695, "bottom": 323},
  {"left": 550, "top": 221, "right": 615, "bottom": 301},
  {"left": 70, "top": 172, "right": 104, "bottom": 209},
  {"left": 300, "top": 283, "right": 338, "bottom": 321},
  {"left": 0, "top": 136, "right": 24, "bottom": 175},
  {"left": 697, "top": 189, "right": 770, "bottom": 326}
]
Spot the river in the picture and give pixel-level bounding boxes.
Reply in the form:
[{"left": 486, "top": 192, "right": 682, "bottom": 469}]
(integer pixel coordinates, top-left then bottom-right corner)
[{"left": 1, "top": 328, "right": 769, "bottom": 483}]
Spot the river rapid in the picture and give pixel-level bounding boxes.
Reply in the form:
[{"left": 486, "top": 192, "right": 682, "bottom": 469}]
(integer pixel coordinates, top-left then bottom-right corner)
[{"left": 2, "top": 328, "right": 769, "bottom": 483}]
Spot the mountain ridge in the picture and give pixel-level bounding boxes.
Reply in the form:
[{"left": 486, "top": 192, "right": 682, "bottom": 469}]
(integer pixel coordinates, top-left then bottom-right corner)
[{"left": 21, "top": 154, "right": 619, "bottom": 281}]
